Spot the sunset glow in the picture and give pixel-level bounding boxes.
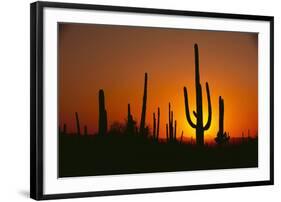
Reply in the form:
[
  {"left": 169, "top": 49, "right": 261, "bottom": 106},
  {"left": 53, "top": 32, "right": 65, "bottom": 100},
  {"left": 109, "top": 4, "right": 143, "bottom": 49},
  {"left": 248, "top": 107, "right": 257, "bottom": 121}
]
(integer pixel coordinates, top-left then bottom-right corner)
[{"left": 58, "top": 23, "right": 258, "bottom": 143}]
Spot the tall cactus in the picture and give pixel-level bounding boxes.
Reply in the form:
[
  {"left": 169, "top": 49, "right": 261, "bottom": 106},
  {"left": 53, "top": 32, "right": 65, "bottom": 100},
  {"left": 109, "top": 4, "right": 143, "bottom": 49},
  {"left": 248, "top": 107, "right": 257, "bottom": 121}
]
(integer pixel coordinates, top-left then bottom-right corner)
[
  {"left": 183, "top": 44, "right": 212, "bottom": 146},
  {"left": 75, "top": 112, "right": 81, "bottom": 135},
  {"left": 140, "top": 73, "right": 148, "bottom": 136},
  {"left": 98, "top": 89, "right": 107, "bottom": 135},
  {"left": 215, "top": 96, "right": 230, "bottom": 145},
  {"left": 219, "top": 96, "right": 224, "bottom": 135}
]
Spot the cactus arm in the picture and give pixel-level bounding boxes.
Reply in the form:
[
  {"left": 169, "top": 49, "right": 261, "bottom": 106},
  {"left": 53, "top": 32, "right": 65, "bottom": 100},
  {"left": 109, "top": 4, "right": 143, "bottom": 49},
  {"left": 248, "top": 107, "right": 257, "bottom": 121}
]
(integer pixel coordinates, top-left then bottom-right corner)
[
  {"left": 203, "top": 82, "right": 212, "bottom": 130},
  {"left": 183, "top": 87, "right": 196, "bottom": 128},
  {"left": 193, "top": 111, "right": 197, "bottom": 118}
]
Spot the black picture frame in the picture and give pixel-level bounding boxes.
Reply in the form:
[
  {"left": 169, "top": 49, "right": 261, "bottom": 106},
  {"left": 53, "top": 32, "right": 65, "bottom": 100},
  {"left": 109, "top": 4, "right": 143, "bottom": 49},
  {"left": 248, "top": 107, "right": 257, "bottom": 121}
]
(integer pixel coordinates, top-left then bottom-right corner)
[{"left": 30, "top": 1, "right": 274, "bottom": 200}]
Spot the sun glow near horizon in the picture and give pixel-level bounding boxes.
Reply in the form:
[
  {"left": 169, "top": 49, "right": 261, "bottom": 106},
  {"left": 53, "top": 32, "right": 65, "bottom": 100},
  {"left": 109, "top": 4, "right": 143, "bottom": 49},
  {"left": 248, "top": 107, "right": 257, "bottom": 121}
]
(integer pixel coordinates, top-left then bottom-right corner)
[{"left": 59, "top": 23, "right": 258, "bottom": 143}]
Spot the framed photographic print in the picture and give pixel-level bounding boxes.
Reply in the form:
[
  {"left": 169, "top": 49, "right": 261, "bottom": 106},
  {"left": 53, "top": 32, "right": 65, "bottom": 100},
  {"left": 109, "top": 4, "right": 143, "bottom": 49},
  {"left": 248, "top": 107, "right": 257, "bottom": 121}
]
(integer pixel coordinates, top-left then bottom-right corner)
[{"left": 30, "top": 1, "right": 274, "bottom": 200}]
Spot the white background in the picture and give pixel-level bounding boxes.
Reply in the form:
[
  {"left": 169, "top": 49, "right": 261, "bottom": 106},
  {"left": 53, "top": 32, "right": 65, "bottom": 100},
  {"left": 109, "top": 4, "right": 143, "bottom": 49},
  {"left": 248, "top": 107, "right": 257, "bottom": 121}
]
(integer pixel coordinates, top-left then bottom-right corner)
[
  {"left": 0, "top": 0, "right": 279, "bottom": 201},
  {"left": 43, "top": 6, "right": 270, "bottom": 195}
]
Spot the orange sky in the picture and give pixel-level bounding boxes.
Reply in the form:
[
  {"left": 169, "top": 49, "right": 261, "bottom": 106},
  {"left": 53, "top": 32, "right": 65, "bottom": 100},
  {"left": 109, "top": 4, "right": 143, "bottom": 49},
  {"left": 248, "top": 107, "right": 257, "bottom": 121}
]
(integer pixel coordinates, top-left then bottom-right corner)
[{"left": 58, "top": 23, "right": 258, "bottom": 142}]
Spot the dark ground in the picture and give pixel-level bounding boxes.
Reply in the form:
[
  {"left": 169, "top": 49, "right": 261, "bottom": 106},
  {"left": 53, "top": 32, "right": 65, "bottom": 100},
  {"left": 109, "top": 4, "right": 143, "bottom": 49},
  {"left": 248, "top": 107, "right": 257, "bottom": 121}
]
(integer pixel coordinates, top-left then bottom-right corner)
[{"left": 59, "top": 133, "right": 258, "bottom": 177}]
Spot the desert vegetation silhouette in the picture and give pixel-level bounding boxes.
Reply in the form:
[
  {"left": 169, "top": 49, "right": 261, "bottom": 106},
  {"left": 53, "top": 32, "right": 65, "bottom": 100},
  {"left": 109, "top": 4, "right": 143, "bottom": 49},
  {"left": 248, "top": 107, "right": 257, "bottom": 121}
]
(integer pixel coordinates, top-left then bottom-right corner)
[{"left": 59, "top": 44, "right": 258, "bottom": 177}]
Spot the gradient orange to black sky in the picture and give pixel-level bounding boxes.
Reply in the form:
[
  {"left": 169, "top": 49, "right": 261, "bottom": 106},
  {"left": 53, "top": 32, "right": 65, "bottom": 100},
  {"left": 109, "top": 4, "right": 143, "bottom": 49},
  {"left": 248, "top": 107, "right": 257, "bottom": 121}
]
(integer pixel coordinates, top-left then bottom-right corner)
[{"left": 59, "top": 23, "right": 258, "bottom": 142}]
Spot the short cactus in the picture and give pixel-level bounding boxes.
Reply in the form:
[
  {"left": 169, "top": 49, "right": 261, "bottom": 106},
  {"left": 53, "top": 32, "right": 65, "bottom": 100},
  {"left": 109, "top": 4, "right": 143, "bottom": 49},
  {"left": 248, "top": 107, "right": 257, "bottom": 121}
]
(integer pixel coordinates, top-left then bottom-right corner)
[
  {"left": 98, "top": 89, "right": 107, "bottom": 135},
  {"left": 215, "top": 96, "right": 230, "bottom": 145},
  {"left": 75, "top": 112, "right": 81, "bottom": 135}
]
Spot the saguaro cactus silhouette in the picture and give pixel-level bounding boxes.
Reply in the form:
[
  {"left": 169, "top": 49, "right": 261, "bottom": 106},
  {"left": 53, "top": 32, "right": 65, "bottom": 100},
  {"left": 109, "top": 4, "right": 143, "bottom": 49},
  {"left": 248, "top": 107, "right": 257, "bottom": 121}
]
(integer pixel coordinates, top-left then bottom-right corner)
[
  {"left": 140, "top": 73, "right": 148, "bottom": 136},
  {"left": 215, "top": 96, "right": 230, "bottom": 145},
  {"left": 63, "top": 123, "right": 67, "bottom": 134},
  {"left": 168, "top": 103, "right": 173, "bottom": 140},
  {"left": 84, "top": 125, "right": 88, "bottom": 136},
  {"left": 219, "top": 96, "right": 224, "bottom": 135},
  {"left": 156, "top": 107, "right": 160, "bottom": 140},
  {"left": 98, "top": 89, "right": 107, "bottom": 135},
  {"left": 166, "top": 103, "right": 177, "bottom": 142},
  {"left": 152, "top": 107, "right": 160, "bottom": 141},
  {"left": 153, "top": 112, "right": 156, "bottom": 138},
  {"left": 126, "top": 103, "right": 136, "bottom": 135},
  {"left": 127, "top": 104, "right": 133, "bottom": 124},
  {"left": 180, "top": 131, "right": 184, "bottom": 144},
  {"left": 183, "top": 44, "right": 212, "bottom": 146},
  {"left": 75, "top": 112, "right": 81, "bottom": 135},
  {"left": 166, "top": 124, "right": 169, "bottom": 140}
]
